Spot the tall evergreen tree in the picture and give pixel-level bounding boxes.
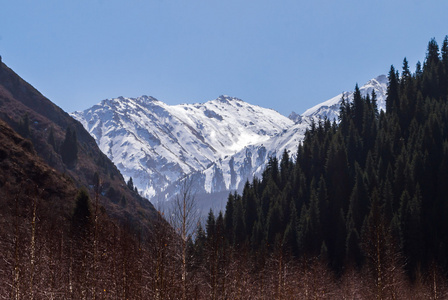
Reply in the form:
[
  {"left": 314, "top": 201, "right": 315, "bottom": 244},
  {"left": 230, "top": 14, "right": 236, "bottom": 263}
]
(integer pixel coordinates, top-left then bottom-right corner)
[
  {"left": 47, "top": 126, "right": 56, "bottom": 150},
  {"left": 60, "top": 127, "right": 78, "bottom": 167},
  {"left": 206, "top": 209, "right": 216, "bottom": 241},
  {"left": 386, "top": 65, "right": 400, "bottom": 113},
  {"left": 224, "top": 192, "right": 235, "bottom": 244},
  {"left": 72, "top": 188, "right": 92, "bottom": 238}
]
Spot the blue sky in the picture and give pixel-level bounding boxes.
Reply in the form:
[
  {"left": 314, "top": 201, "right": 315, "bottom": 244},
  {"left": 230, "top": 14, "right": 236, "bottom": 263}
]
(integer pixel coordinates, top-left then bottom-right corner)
[{"left": 1, "top": 1, "right": 448, "bottom": 116}]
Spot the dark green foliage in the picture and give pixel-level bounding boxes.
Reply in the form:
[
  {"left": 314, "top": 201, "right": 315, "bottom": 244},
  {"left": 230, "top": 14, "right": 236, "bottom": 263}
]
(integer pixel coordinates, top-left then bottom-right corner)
[
  {"left": 206, "top": 209, "right": 216, "bottom": 240},
  {"left": 60, "top": 126, "right": 78, "bottom": 167},
  {"left": 127, "top": 177, "right": 134, "bottom": 190},
  {"left": 386, "top": 65, "right": 400, "bottom": 114},
  {"left": 232, "top": 194, "right": 245, "bottom": 247},
  {"left": 242, "top": 181, "right": 257, "bottom": 238},
  {"left": 72, "top": 188, "right": 92, "bottom": 237},
  {"left": 47, "top": 126, "right": 56, "bottom": 150},
  {"left": 224, "top": 192, "right": 235, "bottom": 243},
  {"left": 282, "top": 201, "right": 299, "bottom": 255},
  {"left": 201, "top": 36, "right": 448, "bottom": 279}
]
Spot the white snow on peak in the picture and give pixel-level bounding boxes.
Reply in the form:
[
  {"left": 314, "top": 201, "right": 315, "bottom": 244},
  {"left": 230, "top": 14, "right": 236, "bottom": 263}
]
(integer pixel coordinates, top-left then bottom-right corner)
[
  {"left": 71, "top": 75, "right": 388, "bottom": 210},
  {"left": 302, "top": 75, "right": 388, "bottom": 120},
  {"left": 71, "top": 95, "right": 293, "bottom": 199}
]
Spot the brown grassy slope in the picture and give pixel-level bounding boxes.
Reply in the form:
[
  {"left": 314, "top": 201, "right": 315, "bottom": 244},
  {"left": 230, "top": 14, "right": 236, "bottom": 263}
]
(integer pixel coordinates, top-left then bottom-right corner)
[
  {"left": 0, "top": 60, "right": 157, "bottom": 232},
  {"left": 0, "top": 118, "right": 77, "bottom": 226}
]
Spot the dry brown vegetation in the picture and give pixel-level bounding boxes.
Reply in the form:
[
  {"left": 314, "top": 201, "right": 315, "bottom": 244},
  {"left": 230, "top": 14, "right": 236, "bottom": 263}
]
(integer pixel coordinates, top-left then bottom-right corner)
[{"left": 0, "top": 60, "right": 157, "bottom": 233}]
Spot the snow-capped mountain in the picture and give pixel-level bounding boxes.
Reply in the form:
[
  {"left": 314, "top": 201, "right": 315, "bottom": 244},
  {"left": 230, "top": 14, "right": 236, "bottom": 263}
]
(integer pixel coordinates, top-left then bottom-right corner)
[
  {"left": 71, "top": 75, "right": 388, "bottom": 209},
  {"left": 71, "top": 95, "right": 293, "bottom": 200},
  {"left": 301, "top": 74, "right": 388, "bottom": 120}
]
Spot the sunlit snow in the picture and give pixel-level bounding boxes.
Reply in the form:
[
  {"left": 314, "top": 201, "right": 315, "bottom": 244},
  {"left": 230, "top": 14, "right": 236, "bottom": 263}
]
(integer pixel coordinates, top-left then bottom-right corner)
[{"left": 71, "top": 76, "right": 388, "bottom": 204}]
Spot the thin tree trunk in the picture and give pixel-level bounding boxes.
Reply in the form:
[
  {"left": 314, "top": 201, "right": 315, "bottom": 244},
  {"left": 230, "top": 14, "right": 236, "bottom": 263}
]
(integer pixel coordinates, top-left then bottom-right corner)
[{"left": 29, "top": 188, "right": 38, "bottom": 300}]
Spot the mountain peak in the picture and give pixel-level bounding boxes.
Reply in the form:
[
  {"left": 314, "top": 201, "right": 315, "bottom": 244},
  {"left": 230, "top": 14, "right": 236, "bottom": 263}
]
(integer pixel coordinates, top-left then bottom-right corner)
[
  {"left": 373, "top": 74, "right": 388, "bottom": 85},
  {"left": 288, "top": 111, "right": 302, "bottom": 123},
  {"left": 301, "top": 75, "right": 388, "bottom": 119},
  {"left": 216, "top": 95, "right": 242, "bottom": 103},
  {"left": 137, "top": 95, "right": 159, "bottom": 102},
  {"left": 71, "top": 75, "right": 388, "bottom": 210}
]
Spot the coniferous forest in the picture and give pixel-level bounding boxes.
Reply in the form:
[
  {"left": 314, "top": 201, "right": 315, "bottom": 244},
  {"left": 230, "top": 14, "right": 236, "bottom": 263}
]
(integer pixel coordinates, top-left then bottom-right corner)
[
  {"left": 2, "top": 37, "right": 448, "bottom": 299},
  {"left": 188, "top": 36, "right": 448, "bottom": 298}
]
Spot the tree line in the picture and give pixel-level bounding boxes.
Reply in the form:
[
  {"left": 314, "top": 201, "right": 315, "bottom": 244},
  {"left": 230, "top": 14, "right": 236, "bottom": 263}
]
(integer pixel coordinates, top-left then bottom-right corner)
[
  {"left": 187, "top": 36, "right": 448, "bottom": 298},
  {"left": 2, "top": 36, "right": 448, "bottom": 299}
]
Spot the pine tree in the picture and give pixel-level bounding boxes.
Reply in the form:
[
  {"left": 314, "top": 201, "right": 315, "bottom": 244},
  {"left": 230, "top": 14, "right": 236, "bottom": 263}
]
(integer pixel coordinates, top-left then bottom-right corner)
[
  {"left": 233, "top": 195, "right": 246, "bottom": 247},
  {"left": 72, "top": 188, "right": 92, "bottom": 238},
  {"left": 386, "top": 65, "right": 400, "bottom": 113},
  {"left": 60, "top": 127, "right": 78, "bottom": 167},
  {"left": 206, "top": 209, "right": 216, "bottom": 241},
  {"left": 425, "top": 38, "right": 440, "bottom": 68},
  {"left": 242, "top": 181, "right": 257, "bottom": 238},
  {"left": 224, "top": 193, "right": 235, "bottom": 244},
  {"left": 422, "top": 38, "right": 441, "bottom": 99},
  {"left": 47, "top": 126, "right": 56, "bottom": 150},
  {"left": 352, "top": 84, "right": 364, "bottom": 132},
  {"left": 127, "top": 177, "right": 134, "bottom": 190},
  {"left": 282, "top": 201, "right": 299, "bottom": 257},
  {"left": 440, "top": 36, "right": 448, "bottom": 96},
  {"left": 266, "top": 200, "right": 283, "bottom": 248}
]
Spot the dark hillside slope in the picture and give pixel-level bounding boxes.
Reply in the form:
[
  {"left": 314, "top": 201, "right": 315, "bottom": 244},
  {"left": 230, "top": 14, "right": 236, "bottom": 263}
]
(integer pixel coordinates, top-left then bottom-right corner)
[
  {"left": 0, "top": 118, "right": 77, "bottom": 206},
  {"left": 0, "top": 60, "right": 156, "bottom": 230},
  {"left": 0, "top": 118, "right": 173, "bottom": 299}
]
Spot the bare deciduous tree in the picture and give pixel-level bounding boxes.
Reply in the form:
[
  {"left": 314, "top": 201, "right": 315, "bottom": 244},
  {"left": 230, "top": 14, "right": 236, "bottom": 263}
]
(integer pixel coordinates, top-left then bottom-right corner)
[{"left": 169, "top": 176, "right": 200, "bottom": 300}]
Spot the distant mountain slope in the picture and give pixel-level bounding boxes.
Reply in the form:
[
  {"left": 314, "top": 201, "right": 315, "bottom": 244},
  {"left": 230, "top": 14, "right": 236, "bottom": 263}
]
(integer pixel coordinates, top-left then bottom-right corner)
[
  {"left": 301, "top": 75, "right": 388, "bottom": 120},
  {"left": 0, "top": 60, "right": 157, "bottom": 230},
  {"left": 71, "top": 95, "right": 293, "bottom": 199},
  {"left": 72, "top": 75, "right": 388, "bottom": 210}
]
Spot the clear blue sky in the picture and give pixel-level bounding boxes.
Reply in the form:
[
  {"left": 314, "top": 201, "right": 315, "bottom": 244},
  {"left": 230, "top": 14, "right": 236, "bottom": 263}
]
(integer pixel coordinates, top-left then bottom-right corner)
[{"left": 1, "top": 1, "right": 448, "bottom": 116}]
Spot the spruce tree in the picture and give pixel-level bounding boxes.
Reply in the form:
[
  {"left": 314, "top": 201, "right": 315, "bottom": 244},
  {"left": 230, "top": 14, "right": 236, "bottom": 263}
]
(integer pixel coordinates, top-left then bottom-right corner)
[
  {"left": 47, "top": 126, "right": 56, "bottom": 150},
  {"left": 61, "top": 127, "right": 78, "bottom": 167},
  {"left": 386, "top": 65, "right": 400, "bottom": 113},
  {"left": 127, "top": 177, "right": 134, "bottom": 190},
  {"left": 282, "top": 201, "right": 299, "bottom": 256},
  {"left": 206, "top": 209, "right": 216, "bottom": 241},
  {"left": 72, "top": 188, "right": 92, "bottom": 238},
  {"left": 224, "top": 193, "right": 235, "bottom": 244}
]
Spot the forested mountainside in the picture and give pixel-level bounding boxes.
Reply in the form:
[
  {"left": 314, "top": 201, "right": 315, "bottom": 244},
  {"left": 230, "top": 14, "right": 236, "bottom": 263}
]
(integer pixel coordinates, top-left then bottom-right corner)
[
  {"left": 0, "top": 60, "right": 165, "bottom": 298},
  {"left": 0, "top": 60, "right": 157, "bottom": 229},
  {"left": 0, "top": 116, "right": 179, "bottom": 298},
  {"left": 1, "top": 36, "right": 448, "bottom": 299},
  {"left": 185, "top": 37, "right": 448, "bottom": 298}
]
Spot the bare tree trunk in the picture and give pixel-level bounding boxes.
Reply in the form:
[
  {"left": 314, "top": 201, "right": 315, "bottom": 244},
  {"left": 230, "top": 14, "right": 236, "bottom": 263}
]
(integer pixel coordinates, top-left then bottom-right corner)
[
  {"left": 170, "top": 176, "right": 199, "bottom": 300},
  {"left": 12, "top": 193, "right": 21, "bottom": 300},
  {"left": 92, "top": 178, "right": 101, "bottom": 300},
  {"left": 276, "top": 251, "right": 283, "bottom": 300},
  {"left": 28, "top": 187, "right": 39, "bottom": 300}
]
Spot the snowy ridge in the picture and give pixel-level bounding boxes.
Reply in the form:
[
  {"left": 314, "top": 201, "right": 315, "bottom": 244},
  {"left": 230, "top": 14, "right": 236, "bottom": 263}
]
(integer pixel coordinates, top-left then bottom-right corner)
[
  {"left": 302, "top": 75, "right": 388, "bottom": 120},
  {"left": 72, "top": 95, "right": 293, "bottom": 199},
  {"left": 72, "top": 75, "right": 388, "bottom": 209}
]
